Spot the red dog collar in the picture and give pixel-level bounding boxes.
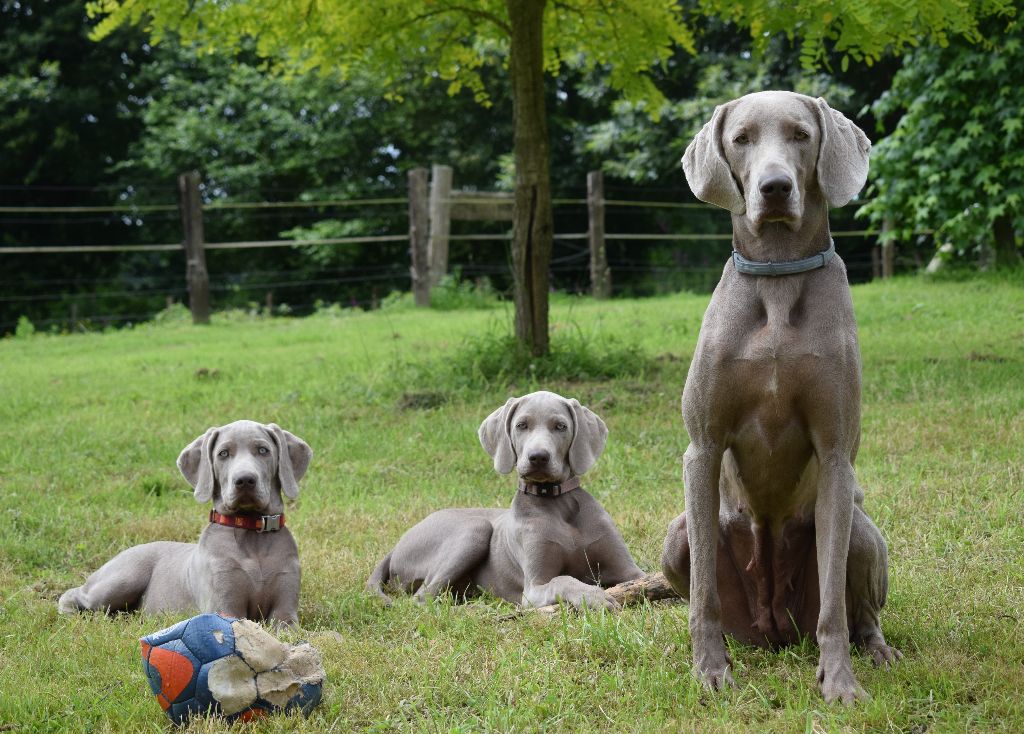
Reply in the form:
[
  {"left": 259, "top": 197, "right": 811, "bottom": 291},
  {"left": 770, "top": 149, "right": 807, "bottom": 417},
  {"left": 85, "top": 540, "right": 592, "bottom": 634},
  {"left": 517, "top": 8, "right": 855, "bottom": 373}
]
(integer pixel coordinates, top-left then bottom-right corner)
[
  {"left": 518, "top": 476, "right": 581, "bottom": 497},
  {"left": 209, "top": 510, "right": 285, "bottom": 532}
]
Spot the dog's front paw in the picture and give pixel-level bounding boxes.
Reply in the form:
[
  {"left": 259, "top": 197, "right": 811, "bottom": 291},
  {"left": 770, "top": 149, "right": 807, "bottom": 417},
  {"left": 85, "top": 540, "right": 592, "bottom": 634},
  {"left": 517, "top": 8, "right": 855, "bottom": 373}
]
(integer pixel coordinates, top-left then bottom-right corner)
[
  {"left": 573, "top": 587, "right": 620, "bottom": 612},
  {"left": 695, "top": 662, "right": 735, "bottom": 691},
  {"left": 692, "top": 639, "right": 735, "bottom": 691},
  {"left": 816, "top": 658, "right": 868, "bottom": 704}
]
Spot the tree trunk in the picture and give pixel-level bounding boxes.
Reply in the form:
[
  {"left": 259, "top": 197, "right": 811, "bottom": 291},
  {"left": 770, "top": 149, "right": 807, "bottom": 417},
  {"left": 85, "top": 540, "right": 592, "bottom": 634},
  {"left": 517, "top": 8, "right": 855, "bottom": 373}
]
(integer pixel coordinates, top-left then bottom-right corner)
[
  {"left": 993, "top": 212, "right": 1020, "bottom": 267},
  {"left": 506, "top": 0, "right": 553, "bottom": 356}
]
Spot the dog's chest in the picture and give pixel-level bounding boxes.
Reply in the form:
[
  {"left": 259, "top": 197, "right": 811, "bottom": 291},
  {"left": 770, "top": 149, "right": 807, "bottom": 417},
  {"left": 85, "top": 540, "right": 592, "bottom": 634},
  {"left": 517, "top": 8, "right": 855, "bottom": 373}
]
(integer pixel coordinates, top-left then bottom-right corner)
[
  {"left": 716, "top": 285, "right": 821, "bottom": 399},
  {"left": 200, "top": 528, "right": 298, "bottom": 601}
]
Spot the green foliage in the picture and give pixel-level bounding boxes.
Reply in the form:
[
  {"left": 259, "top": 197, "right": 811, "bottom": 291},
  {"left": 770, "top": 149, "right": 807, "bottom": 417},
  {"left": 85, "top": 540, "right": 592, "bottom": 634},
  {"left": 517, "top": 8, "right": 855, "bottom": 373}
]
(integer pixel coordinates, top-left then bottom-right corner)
[
  {"left": 149, "top": 303, "right": 191, "bottom": 324},
  {"left": 0, "top": 0, "right": 149, "bottom": 186},
  {"left": 699, "top": 0, "right": 1015, "bottom": 70},
  {"left": 14, "top": 315, "right": 36, "bottom": 338},
  {"left": 579, "top": 32, "right": 856, "bottom": 185},
  {"left": 395, "top": 317, "right": 651, "bottom": 392},
  {"left": 859, "top": 20, "right": 1023, "bottom": 259},
  {"left": 88, "top": 1, "right": 696, "bottom": 112},
  {"left": 428, "top": 271, "right": 501, "bottom": 311},
  {"left": 379, "top": 273, "right": 501, "bottom": 314}
]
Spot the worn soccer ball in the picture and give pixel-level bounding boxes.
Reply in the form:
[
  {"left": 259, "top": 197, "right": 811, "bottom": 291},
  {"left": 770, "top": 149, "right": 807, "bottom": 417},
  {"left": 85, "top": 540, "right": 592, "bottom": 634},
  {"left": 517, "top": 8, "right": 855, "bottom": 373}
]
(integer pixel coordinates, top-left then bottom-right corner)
[{"left": 140, "top": 613, "right": 323, "bottom": 725}]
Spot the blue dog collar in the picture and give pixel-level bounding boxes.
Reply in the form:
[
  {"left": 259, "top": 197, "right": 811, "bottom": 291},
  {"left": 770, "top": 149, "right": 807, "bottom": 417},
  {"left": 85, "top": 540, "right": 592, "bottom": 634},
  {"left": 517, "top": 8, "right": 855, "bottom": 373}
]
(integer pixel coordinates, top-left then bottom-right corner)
[{"left": 732, "top": 239, "right": 836, "bottom": 276}]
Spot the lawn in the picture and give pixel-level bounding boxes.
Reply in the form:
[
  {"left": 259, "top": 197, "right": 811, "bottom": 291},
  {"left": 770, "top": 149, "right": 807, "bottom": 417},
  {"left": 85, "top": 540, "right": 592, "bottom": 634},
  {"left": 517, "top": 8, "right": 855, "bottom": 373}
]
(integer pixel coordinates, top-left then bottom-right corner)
[{"left": 0, "top": 273, "right": 1022, "bottom": 733}]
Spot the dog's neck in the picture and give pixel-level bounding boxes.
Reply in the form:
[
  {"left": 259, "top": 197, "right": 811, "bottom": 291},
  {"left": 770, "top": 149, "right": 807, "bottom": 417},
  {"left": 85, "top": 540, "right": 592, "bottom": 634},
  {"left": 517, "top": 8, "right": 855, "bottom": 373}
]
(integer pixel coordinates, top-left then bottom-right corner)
[
  {"left": 730, "top": 197, "right": 831, "bottom": 264},
  {"left": 518, "top": 475, "right": 581, "bottom": 498}
]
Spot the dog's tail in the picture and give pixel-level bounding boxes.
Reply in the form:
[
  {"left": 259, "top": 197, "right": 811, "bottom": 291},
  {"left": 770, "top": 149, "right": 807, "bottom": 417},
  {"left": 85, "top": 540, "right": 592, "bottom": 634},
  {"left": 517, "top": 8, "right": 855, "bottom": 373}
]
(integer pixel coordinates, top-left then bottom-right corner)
[{"left": 366, "top": 551, "right": 394, "bottom": 606}]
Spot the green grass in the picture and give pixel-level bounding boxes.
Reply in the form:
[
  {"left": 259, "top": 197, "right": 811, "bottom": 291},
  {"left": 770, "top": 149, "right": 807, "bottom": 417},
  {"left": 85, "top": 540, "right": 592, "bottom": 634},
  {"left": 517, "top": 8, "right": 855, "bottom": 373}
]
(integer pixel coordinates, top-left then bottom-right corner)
[{"left": 1, "top": 274, "right": 1022, "bottom": 732}]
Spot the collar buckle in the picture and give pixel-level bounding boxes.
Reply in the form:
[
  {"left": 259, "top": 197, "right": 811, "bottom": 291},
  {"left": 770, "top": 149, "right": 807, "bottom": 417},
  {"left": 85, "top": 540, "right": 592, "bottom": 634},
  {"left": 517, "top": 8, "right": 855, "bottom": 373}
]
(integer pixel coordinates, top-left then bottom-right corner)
[
  {"left": 259, "top": 514, "right": 283, "bottom": 532},
  {"left": 519, "top": 475, "right": 581, "bottom": 497}
]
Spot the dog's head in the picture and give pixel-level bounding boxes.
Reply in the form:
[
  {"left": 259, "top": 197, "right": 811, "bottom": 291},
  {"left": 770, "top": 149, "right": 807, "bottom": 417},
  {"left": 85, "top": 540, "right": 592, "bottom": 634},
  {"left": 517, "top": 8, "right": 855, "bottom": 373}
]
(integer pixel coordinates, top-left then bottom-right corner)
[
  {"left": 682, "top": 91, "right": 870, "bottom": 236},
  {"left": 477, "top": 391, "right": 608, "bottom": 484},
  {"left": 177, "top": 420, "right": 312, "bottom": 515}
]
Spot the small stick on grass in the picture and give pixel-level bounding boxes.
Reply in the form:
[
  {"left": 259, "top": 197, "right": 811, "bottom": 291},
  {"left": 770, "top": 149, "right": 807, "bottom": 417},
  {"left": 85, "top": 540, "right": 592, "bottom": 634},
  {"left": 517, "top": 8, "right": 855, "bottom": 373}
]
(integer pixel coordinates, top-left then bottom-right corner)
[{"left": 501, "top": 572, "right": 679, "bottom": 620}]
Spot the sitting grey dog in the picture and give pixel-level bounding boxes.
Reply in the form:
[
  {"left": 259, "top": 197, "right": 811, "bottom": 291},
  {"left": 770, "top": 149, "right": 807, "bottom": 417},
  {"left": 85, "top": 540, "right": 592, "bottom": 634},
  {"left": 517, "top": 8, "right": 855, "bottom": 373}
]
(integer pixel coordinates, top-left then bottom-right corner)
[
  {"left": 58, "top": 420, "right": 312, "bottom": 625},
  {"left": 368, "top": 391, "right": 644, "bottom": 609},
  {"left": 660, "top": 91, "right": 900, "bottom": 703}
]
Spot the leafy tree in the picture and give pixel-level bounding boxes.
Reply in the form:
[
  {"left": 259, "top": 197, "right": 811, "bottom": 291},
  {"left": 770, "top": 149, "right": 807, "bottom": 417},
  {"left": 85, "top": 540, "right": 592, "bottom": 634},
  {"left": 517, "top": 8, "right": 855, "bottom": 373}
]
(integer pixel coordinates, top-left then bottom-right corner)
[
  {"left": 88, "top": 0, "right": 1015, "bottom": 354},
  {"left": 859, "top": 19, "right": 1023, "bottom": 267}
]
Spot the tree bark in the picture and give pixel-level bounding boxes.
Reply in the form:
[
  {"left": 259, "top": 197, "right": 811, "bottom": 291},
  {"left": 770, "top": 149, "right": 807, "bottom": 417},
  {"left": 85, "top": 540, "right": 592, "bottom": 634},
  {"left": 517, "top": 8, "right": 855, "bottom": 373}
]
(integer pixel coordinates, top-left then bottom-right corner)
[
  {"left": 992, "top": 212, "right": 1020, "bottom": 267},
  {"left": 506, "top": 0, "right": 553, "bottom": 356}
]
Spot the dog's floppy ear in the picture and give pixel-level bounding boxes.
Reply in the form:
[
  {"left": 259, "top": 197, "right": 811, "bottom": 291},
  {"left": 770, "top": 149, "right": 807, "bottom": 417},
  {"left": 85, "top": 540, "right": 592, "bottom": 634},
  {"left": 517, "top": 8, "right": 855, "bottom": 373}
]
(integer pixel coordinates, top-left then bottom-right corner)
[
  {"left": 813, "top": 97, "right": 871, "bottom": 208},
  {"left": 566, "top": 399, "right": 608, "bottom": 476},
  {"left": 265, "top": 423, "right": 312, "bottom": 500},
  {"left": 478, "top": 397, "right": 520, "bottom": 475},
  {"left": 177, "top": 427, "right": 219, "bottom": 504},
  {"left": 682, "top": 103, "right": 745, "bottom": 215}
]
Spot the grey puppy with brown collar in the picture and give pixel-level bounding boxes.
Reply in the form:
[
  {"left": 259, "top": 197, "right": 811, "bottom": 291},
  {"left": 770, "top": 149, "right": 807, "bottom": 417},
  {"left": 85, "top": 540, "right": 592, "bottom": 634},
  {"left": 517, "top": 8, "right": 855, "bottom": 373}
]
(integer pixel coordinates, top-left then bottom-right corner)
[
  {"left": 58, "top": 420, "right": 311, "bottom": 625},
  {"left": 661, "top": 91, "right": 900, "bottom": 703},
  {"left": 368, "top": 391, "right": 644, "bottom": 609}
]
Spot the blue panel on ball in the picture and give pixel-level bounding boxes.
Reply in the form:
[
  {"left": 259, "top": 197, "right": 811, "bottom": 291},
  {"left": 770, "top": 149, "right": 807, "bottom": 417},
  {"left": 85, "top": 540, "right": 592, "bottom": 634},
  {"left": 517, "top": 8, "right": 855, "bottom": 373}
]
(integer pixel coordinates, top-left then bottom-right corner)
[
  {"left": 140, "top": 617, "right": 190, "bottom": 648},
  {"left": 168, "top": 697, "right": 212, "bottom": 726},
  {"left": 288, "top": 682, "right": 324, "bottom": 716},
  {"left": 181, "top": 613, "right": 237, "bottom": 664},
  {"left": 194, "top": 659, "right": 223, "bottom": 715}
]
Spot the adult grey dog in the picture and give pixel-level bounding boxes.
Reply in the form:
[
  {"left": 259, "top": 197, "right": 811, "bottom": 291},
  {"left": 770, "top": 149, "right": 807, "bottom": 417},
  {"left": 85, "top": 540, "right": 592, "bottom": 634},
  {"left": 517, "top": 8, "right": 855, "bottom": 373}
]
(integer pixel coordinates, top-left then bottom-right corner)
[
  {"left": 660, "top": 91, "right": 901, "bottom": 704},
  {"left": 368, "top": 391, "right": 644, "bottom": 608},
  {"left": 58, "top": 420, "right": 312, "bottom": 625}
]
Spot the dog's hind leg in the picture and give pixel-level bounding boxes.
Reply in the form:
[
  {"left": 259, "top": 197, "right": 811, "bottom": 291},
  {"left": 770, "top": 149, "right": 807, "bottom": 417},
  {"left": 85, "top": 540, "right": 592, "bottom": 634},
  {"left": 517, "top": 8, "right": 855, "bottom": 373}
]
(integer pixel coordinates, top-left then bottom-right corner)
[
  {"left": 407, "top": 517, "right": 494, "bottom": 603},
  {"left": 846, "top": 505, "right": 902, "bottom": 667},
  {"left": 58, "top": 543, "right": 161, "bottom": 615}
]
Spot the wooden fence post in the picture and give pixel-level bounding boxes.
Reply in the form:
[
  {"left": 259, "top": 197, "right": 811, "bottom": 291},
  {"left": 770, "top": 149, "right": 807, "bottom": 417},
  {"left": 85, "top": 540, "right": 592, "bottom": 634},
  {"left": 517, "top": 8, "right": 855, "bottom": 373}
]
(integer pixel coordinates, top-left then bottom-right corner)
[
  {"left": 178, "top": 171, "right": 210, "bottom": 324},
  {"left": 428, "top": 164, "right": 453, "bottom": 287},
  {"left": 881, "top": 216, "right": 895, "bottom": 279},
  {"left": 408, "top": 167, "right": 430, "bottom": 307},
  {"left": 587, "top": 170, "right": 611, "bottom": 298}
]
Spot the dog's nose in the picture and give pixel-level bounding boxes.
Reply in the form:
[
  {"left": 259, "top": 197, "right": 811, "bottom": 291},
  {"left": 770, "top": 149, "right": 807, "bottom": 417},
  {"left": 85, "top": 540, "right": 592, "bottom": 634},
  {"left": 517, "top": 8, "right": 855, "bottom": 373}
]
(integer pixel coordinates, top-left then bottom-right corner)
[
  {"left": 759, "top": 174, "right": 793, "bottom": 203},
  {"left": 528, "top": 450, "right": 550, "bottom": 467},
  {"left": 233, "top": 473, "right": 257, "bottom": 491}
]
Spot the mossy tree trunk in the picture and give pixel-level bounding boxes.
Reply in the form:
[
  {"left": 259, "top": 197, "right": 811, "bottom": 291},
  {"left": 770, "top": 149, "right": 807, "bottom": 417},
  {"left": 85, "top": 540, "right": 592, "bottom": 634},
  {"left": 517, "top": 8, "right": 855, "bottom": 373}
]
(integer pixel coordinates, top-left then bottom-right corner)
[{"left": 507, "top": 0, "right": 553, "bottom": 357}]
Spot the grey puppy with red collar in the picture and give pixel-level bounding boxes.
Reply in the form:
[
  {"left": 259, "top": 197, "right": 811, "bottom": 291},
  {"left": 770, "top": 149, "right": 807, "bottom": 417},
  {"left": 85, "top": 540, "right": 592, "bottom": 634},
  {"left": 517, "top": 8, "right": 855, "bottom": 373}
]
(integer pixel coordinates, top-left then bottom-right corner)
[
  {"left": 58, "top": 420, "right": 311, "bottom": 625},
  {"left": 368, "top": 391, "right": 644, "bottom": 609}
]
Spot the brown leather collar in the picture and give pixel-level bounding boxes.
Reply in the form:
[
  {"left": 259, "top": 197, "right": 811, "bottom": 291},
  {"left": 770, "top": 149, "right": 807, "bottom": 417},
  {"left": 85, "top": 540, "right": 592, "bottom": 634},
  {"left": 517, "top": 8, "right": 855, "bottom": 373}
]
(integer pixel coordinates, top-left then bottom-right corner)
[
  {"left": 209, "top": 509, "right": 285, "bottom": 532},
  {"left": 518, "top": 475, "right": 581, "bottom": 497}
]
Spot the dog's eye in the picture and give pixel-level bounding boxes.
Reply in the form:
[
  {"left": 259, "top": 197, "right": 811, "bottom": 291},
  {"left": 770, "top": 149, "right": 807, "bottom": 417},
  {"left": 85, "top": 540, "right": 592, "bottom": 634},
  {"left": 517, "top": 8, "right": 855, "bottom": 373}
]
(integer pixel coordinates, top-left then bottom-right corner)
[
  {"left": 793, "top": 129, "right": 809, "bottom": 141},
  {"left": 734, "top": 133, "right": 750, "bottom": 145},
  {"left": 217, "top": 449, "right": 229, "bottom": 458},
  {"left": 555, "top": 422, "right": 568, "bottom": 432},
  {"left": 515, "top": 421, "right": 527, "bottom": 430},
  {"left": 257, "top": 447, "right": 269, "bottom": 455}
]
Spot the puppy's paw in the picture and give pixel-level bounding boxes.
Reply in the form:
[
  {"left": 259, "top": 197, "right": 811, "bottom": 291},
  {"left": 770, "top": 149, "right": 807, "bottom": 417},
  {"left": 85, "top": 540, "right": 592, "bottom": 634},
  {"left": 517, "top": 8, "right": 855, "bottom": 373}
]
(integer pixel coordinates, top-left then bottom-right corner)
[{"left": 573, "top": 587, "right": 620, "bottom": 612}]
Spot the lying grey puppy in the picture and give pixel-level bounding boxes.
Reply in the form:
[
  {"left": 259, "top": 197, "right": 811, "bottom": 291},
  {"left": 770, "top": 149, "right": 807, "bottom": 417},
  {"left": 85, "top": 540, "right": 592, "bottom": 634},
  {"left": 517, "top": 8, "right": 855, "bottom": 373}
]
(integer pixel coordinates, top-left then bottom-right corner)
[
  {"left": 368, "top": 391, "right": 644, "bottom": 609},
  {"left": 58, "top": 420, "right": 312, "bottom": 625}
]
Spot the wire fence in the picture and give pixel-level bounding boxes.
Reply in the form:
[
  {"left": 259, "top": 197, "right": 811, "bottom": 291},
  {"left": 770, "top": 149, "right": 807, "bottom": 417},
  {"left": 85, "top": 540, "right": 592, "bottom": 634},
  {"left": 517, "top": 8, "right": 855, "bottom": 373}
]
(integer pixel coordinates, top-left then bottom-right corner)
[{"left": 0, "top": 183, "right": 907, "bottom": 333}]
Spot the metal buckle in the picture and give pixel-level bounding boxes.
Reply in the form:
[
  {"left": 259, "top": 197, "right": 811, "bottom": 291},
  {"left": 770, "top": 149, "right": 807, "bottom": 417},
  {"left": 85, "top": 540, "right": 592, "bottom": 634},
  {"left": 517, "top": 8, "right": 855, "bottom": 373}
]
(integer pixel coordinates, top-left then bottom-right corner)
[{"left": 259, "top": 514, "right": 282, "bottom": 532}]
